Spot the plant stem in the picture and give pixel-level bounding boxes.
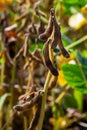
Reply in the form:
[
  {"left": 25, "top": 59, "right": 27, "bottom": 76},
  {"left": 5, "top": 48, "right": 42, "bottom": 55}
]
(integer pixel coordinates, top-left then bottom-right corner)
[
  {"left": 38, "top": 41, "right": 56, "bottom": 130},
  {"left": 6, "top": 62, "right": 16, "bottom": 130},
  {"left": 0, "top": 58, "right": 5, "bottom": 89},
  {"left": 0, "top": 36, "right": 5, "bottom": 89},
  {"left": 10, "top": 62, "right": 16, "bottom": 107},
  {"left": 66, "top": 35, "right": 87, "bottom": 50},
  {"left": 55, "top": 0, "right": 63, "bottom": 22},
  {"left": 55, "top": 85, "right": 69, "bottom": 103},
  {"left": 24, "top": 116, "right": 28, "bottom": 130},
  {"left": 76, "top": 57, "right": 87, "bottom": 87},
  {"left": 38, "top": 71, "right": 52, "bottom": 130}
]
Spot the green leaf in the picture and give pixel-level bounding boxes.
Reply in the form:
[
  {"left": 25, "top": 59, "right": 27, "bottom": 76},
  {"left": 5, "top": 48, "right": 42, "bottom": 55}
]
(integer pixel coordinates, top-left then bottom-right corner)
[
  {"left": 62, "top": 64, "right": 87, "bottom": 93},
  {"left": 38, "top": 42, "right": 44, "bottom": 50},
  {"left": 30, "top": 44, "right": 37, "bottom": 52},
  {"left": 82, "top": 50, "right": 87, "bottom": 58},
  {"left": 63, "top": 0, "right": 79, "bottom": 5},
  {"left": 30, "top": 42, "right": 44, "bottom": 52},
  {"left": 0, "top": 93, "right": 11, "bottom": 112},
  {"left": 73, "top": 90, "right": 83, "bottom": 110},
  {"left": 63, "top": 0, "right": 87, "bottom": 6},
  {"left": 62, "top": 34, "right": 72, "bottom": 46},
  {"left": 62, "top": 64, "right": 84, "bottom": 87},
  {"left": 0, "top": 58, "right": 5, "bottom": 63},
  {"left": 61, "top": 94, "right": 78, "bottom": 109},
  {"left": 76, "top": 52, "right": 87, "bottom": 66},
  {"left": 53, "top": 1, "right": 58, "bottom": 8}
]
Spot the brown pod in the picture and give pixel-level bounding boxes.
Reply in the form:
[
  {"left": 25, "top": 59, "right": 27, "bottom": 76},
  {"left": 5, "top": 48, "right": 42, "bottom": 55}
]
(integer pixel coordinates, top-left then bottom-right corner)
[
  {"left": 13, "top": 91, "right": 43, "bottom": 111},
  {"left": 43, "top": 39, "right": 58, "bottom": 76},
  {"left": 14, "top": 47, "right": 24, "bottom": 60},
  {"left": 28, "top": 23, "right": 37, "bottom": 37},
  {"left": 5, "top": 49, "right": 14, "bottom": 67},
  {"left": 13, "top": 101, "right": 34, "bottom": 111},
  {"left": 38, "top": 20, "right": 45, "bottom": 35},
  {"left": 58, "top": 37, "right": 70, "bottom": 58},
  {"left": 36, "top": 21, "right": 45, "bottom": 42},
  {"left": 48, "top": 75, "right": 57, "bottom": 90},
  {"left": 28, "top": 97, "right": 42, "bottom": 130},
  {"left": 50, "top": 8, "right": 55, "bottom": 17},
  {"left": 51, "top": 23, "right": 58, "bottom": 49},
  {"left": 18, "top": 92, "right": 35, "bottom": 103},
  {"left": 52, "top": 16, "right": 70, "bottom": 58},
  {"left": 39, "top": 14, "right": 53, "bottom": 41}
]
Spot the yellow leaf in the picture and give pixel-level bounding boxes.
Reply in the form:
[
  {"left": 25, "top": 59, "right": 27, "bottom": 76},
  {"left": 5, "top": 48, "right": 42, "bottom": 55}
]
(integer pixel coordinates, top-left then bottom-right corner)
[
  {"left": 0, "top": 0, "right": 13, "bottom": 11},
  {"left": 58, "top": 70, "right": 67, "bottom": 86},
  {"left": 81, "top": 4, "right": 87, "bottom": 15},
  {"left": 0, "top": 0, "right": 13, "bottom": 4},
  {"left": 56, "top": 53, "right": 74, "bottom": 68},
  {"left": 49, "top": 118, "right": 55, "bottom": 125},
  {"left": 57, "top": 54, "right": 74, "bottom": 87},
  {"left": 57, "top": 117, "right": 72, "bottom": 129}
]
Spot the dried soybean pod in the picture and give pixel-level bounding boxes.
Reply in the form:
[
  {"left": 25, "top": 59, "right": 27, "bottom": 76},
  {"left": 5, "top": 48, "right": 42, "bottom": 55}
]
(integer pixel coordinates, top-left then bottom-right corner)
[
  {"left": 39, "top": 11, "right": 54, "bottom": 41},
  {"left": 50, "top": 8, "right": 58, "bottom": 49},
  {"left": 18, "top": 92, "right": 35, "bottom": 103},
  {"left": 57, "top": 36, "right": 70, "bottom": 58},
  {"left": 13, "top": 47, "right": 24, "bottom": 61},
  {"left": 5, "top": 49, "right": 14, "bottom": 67},
  {"left": 13, "top": 101, "right": 34, "bottom": 111},
  {"left": 51, "top": 13, "right": 70, "bottom": 58},
  {"left": 13, "top": 91, "right": 43, "bottom": 111},
  {"left": 48, "top": 75, "right": 57, "bottom": 90},
  {"left": 43, "top": 39, "right": 58, "bottom": 76},
  {"left": 51, "top": 19, "right": 58, "bottom": 49},
  {"left": 36, "top": 20, "right": 45, "bottom": 42},
  {"left": 50, "top": 8, "right": 55, "bottom": 16},
  {"left": 51, "top": 26, "right": 57, "bottom": 49},
  {"left": 28, "top": 97, "right": 42, "bottom": 130},
  {"left": 28, "top": 24, "right": 37, "bottom": 37},
  {"left": 38, "top": 20, "right": 45, "bottom": 35}
]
